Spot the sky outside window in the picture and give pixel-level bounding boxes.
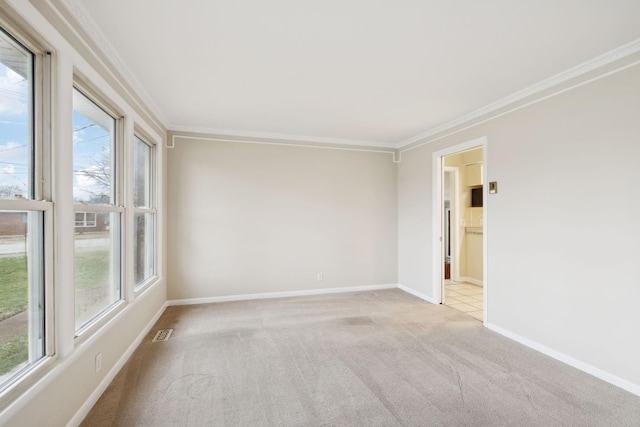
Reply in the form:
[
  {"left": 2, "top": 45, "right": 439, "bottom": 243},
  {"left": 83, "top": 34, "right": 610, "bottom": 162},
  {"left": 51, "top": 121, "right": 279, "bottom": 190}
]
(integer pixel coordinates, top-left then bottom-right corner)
[
  {"left": 72, "top": 89, "right": 115, "bottom": 205},
  {"left": 0, "top": 48, "right": 30, "bottom": 199}
]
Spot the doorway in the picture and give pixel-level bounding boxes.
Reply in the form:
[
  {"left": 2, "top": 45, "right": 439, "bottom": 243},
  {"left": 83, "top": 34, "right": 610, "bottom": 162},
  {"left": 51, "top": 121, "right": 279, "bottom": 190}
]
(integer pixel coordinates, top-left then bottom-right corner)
[{"left": 433, "top": 137, "right": 487, "bottom": 323}]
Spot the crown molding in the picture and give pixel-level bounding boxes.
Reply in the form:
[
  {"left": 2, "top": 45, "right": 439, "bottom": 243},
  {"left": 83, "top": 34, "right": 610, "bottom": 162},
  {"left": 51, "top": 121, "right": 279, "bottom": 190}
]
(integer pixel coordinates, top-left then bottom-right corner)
[
  {"left": 43, "top": 1, "right": 640, "bottom": 151},
  {"left": 56, "top": 0, "right": 171, "bottom": 130},
  {"left": 398, "top": 38, "right": 640, "bottom": 149},
  {"left": 169, "top": 125, "right": 398, "bottom": 149},
  {"left": 170, "top": 133, "right": 401, "bottom": 162}
]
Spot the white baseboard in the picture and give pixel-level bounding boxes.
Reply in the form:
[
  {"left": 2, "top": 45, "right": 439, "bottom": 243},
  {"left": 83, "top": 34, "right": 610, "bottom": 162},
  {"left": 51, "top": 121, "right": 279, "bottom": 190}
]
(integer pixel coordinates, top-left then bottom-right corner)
[
  {"left": 486, "top": 323, "right": 640, "bottom": 397},
  {"left": 167, "top": 284, "right": 399, "bottom": 306},
  {"left": 458, "top": 276, "right": 483, "bottom": 286},
  {"left": 68, "top": 301, "right": 169, "bottom": 427},
  {"left": 398, "top": 284, "right": 437, "bottom": 304}
]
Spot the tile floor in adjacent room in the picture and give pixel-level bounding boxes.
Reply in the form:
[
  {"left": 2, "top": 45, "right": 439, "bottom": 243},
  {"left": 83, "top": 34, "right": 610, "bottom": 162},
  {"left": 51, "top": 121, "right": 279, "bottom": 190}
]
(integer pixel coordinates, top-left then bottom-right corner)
[{"left": 444, "top": 281, "right": 483, "bottom": 321}]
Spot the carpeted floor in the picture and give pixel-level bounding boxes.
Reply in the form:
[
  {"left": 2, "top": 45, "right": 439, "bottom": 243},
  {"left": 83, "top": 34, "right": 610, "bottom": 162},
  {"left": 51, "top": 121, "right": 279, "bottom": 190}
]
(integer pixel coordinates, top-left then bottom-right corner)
[{"left": 81, "top": 289, "right": 640, "bottom": 426}]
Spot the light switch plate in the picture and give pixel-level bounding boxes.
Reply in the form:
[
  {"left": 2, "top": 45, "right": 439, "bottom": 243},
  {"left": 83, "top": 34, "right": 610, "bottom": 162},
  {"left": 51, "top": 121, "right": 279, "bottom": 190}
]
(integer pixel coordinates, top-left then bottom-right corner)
[{"left": 489, "top": 181, "right": 498, "bottom": 194}]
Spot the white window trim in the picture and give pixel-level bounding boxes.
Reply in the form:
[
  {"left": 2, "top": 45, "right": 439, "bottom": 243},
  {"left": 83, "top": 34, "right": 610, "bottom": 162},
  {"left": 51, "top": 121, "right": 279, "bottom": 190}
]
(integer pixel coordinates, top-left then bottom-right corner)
[
  {"left": 71, "top": 84, "right": 126, "bottom": 339},
  {"left": 132, "top": 132, "right": 158, "bottom": 293},
  {"left": 0, "top": 20, "right": 55, "bottom": 404}
]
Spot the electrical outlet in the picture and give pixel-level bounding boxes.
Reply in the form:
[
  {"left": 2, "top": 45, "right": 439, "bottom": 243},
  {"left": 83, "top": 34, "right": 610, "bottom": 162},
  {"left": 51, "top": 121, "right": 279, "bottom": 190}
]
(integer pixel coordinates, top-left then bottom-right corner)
[
  {"left": 317, "top": 273, "right": 323, "bottom": 281},
  {"left": 95, "top": 352, "right": 102, "bottom": 373}
]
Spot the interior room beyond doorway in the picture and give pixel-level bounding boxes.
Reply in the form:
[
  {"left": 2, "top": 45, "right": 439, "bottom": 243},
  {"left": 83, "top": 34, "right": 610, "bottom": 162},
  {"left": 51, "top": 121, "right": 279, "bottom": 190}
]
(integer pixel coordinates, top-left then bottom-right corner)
[
  {"left": 444, "top": 280, "right": 483, "bottom": 320},
  {"left": 442, "top": 146, "right": 484, "bottom": 321}
]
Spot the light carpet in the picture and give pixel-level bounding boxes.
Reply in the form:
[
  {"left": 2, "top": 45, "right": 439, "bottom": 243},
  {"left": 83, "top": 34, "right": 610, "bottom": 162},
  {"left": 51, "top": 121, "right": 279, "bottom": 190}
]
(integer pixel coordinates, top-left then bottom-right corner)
[{"left": 80, "top": 289, "right": 640, "bottom": 426}]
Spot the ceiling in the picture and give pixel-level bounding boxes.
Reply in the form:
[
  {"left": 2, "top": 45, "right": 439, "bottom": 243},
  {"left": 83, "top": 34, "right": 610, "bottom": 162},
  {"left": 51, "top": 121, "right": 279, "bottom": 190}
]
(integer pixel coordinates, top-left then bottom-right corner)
[{"left": 72, "top": 0, "right": 640, "bottom": 147}]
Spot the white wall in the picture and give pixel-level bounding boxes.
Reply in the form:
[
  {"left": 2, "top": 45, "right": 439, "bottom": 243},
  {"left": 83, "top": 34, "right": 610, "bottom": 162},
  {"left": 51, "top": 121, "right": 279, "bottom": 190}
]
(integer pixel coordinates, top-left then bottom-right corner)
[
  {"left": 398, "top": 63, "right": 640, "bottom": 391},
  {"left": 167, "top": 139, "right": 398, "bottom": 300},
  {"left": 1, "top": 1, "right": 167, "bottom": 425}
]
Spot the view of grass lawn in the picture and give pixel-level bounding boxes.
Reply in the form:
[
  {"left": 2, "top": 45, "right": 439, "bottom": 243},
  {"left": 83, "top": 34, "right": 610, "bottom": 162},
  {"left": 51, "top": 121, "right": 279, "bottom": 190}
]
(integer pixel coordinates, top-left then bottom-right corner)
[
  {"left": 74, "top": 248, "right": 112, "bottom": 328},
  {"left": 0, "top": 333, "right": 27, "bottom": 377},
  {"left": 1, "top": 256, "right": 34, "bottom": 379},
  {"left": 0, "top": 256, "right": 28, "bottom": 322},
  {"left": 0, "top": 249, "right": 110, "bottom": 378},
  {"left": 74, "top": 249, "right": 110, "bottom": 291}
]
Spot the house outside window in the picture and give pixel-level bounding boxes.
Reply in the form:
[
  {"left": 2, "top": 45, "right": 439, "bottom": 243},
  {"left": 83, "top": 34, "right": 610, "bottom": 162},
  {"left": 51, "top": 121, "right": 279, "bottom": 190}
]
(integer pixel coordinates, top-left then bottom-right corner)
[{"left": 74, "top": 212, "right": 97, "bottom": 228}]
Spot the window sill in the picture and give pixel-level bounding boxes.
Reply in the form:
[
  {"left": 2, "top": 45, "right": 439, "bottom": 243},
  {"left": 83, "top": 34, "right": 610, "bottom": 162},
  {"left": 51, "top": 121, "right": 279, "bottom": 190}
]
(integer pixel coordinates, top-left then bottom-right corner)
[
  {"left": 0, "top": 354, "right": 57, "bottom": 414},
  {"left": 74, "top": 299, "right": 128, "bottom": 347},
  {"left": 133, "top": 275, "right": 160, "bottom": 297}
]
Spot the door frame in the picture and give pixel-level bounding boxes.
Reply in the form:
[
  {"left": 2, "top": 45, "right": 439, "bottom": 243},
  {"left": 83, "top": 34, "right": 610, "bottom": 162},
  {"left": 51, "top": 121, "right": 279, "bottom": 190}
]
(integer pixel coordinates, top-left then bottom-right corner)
[{"left": 432, "top": 136, "right": 488, "bottom": 324}]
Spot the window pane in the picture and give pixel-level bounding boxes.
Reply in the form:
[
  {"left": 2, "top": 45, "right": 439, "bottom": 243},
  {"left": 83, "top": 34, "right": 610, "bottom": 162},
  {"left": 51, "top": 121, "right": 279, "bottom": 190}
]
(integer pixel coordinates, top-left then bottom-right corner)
[
  {"left": 0, "top": 29, "right": 33, "bottom": 200},
  {"left": 134, "top": 213, "right": 154, "bottom": 287},
  {"left": 133, "top": 136, "right": 151, "bottom": 208},
  {"left": 75, "top": 212, "right": 121, "bottom": 331},
  {"left": 0, "top": 211, "right": 45, "bottom": 386},
  {"left": 72, "top": 89, "right": 115, "bottom": 205}
]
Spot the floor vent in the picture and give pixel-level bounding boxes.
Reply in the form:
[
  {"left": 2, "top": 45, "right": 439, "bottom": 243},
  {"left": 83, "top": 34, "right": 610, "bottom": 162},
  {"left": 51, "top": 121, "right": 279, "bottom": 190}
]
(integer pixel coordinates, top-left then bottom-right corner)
[{"left": 152, "top": 329, "right": 173, "bottom": 342}]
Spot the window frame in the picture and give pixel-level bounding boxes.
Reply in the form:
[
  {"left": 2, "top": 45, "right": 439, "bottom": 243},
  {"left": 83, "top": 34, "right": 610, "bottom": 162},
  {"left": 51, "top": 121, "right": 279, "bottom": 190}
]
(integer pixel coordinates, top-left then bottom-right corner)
[
  {"left": 71, "top": 82, "right": 125, "bottom": 338},
  {"left": 0, "top": 20, "right": 55, "bottom": 402},
  {"left": 132, "top": 131, "right": 157, "bottom": 292}
]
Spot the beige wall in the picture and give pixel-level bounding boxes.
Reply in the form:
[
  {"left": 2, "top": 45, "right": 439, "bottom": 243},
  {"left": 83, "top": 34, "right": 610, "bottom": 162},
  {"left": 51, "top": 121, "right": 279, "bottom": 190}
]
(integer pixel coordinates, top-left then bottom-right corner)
[
  {"left": 398, "top": 63, "right": 640, "bottom": 390},
  {"left": 3, "top": 3, "right": 639, "bottom": 425},
  {"left": 167, "top": 140, "right": 398, "bottom": 300}
]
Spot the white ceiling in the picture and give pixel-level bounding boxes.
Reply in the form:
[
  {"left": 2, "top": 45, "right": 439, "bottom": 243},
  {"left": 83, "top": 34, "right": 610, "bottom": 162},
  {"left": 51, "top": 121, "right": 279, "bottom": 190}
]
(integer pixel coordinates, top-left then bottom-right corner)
[{"left": 73, "top": 0, "right": 640, "bottom": 147}]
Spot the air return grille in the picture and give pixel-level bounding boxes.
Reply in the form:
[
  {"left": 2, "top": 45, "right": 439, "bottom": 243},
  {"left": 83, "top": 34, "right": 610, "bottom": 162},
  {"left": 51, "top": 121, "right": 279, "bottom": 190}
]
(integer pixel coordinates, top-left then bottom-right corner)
[{"left": 152, "top": 329, "right": 173, "bottom": 342}]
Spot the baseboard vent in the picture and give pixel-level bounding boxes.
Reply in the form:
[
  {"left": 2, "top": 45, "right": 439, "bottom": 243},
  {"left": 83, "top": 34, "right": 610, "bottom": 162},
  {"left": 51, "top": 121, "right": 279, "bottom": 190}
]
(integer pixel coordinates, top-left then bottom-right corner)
[{"left": 152, "top": 329, "right": 173, "bottom": 342}]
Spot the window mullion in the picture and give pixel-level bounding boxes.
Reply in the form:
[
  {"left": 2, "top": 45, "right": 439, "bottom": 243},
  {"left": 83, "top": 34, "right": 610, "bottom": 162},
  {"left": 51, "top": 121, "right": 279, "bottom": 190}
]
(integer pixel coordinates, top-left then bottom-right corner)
[
  {"left": 73, "top": 204, "right": 124, "bottom": 214},
  {"left": 0, "top": 199, "right": 52, "bottom": 211}
]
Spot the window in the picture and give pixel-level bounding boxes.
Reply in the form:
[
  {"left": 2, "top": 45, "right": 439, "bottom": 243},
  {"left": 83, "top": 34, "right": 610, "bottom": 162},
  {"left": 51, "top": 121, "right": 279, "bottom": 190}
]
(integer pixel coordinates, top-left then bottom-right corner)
[
  {"left": 0, "top": 27, "right": 51, "bottom": 390},
  {"left": 72, "top": 87, "right": 122, "bottom": 332},
  {"left": 133, "top": 135, "right": 155, "bottom": 288},
  {"left": 74, "top": 212, "right": 96, "bottom": 228}
]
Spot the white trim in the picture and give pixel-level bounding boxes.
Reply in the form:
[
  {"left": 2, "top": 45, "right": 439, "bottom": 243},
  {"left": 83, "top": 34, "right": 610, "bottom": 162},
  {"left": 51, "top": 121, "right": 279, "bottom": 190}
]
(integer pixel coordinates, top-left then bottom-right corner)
[
  {"left": 57, "top": 0, "right": 170, "bottom": 130},
  {"left": 0, "top": 286, "right": 166, "bottom": 423},
  {"left": 0, "top": 199, "right": 52, "bottom": 211},
  {"left": 72, "top": 204, "right": 125, "bottom": 214},
  {"left": 67, "top": 300, "right": 169, "bottom": 427},
  {"left": 458, "top": 276, "right": 483, "bottom": 287},
  {"left": 486, "top": 323, "right": 640, "bottom": 397},
  {"left": 167, "top": 284, "right": 398, "bottom": 306},
  {"left": 399, "top": 59, "right": 640, "bottom": 156},
  {"left": 169, "top": 126, "right": 397, "bottom": 149},
  {"left": 42, "top": 0, "right": 640, "bottom": 150},
  {"left": 170, "top": 134, "right": 398, "bottom": 158},
  {"left": 52, "top": 0, "right": 640, "bottom": 151},
  {"left": 482, "top": 146, "right": 488, "bottom": 324},
  {"left": 432, "top": 137, "right": 488, "bottom": 322},
  {"left": 398, "top": 285, "right": 437, "bottom": 304},
  {"left": 399, "top": 38, "right": 640, "bottom": 148}
]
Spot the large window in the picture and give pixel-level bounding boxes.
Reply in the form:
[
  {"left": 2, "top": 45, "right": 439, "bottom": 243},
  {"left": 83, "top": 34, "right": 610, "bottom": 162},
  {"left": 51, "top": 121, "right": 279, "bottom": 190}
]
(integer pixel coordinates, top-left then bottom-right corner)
[
  {"left": 133, "top": 135, "right": 155, "bottom": 288},
  {"left": 0, "top": 27, "right": 50, "bottom": 389},
  {"left": 72, "top": 87, "right": 122, "bottom": 332}
]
